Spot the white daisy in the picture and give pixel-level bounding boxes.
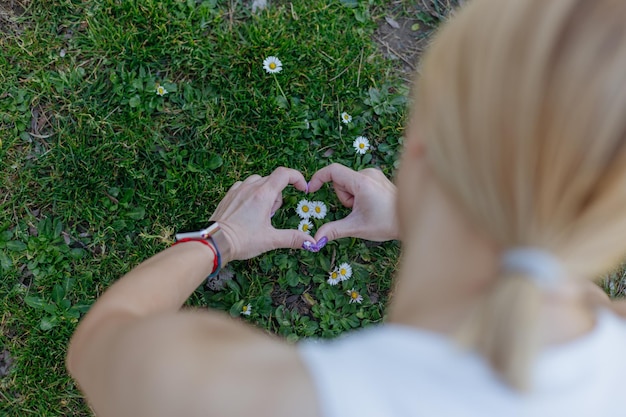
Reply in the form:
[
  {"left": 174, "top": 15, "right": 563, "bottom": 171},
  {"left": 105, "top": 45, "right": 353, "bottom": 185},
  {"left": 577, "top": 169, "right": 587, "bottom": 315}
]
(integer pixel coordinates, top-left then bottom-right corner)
[
  {"left": 353, "top": 136, "right": 370, "bottom": 154},
  {"left": 327, "top": 269, "right": 341, "bottom": 285},
  {"left": 347, "top": 289, "right": 363, "bottom": 304},
  {"left": 263, "top": 56, "right": 283, "bottom": 74},
  {"left": 156, "top": 84, "right": 168, "bottom": 96},
  {"left": 310, "top": 201, "right": 327, "bottom": 219},
  {"left": 337, "top": 262, "right": 352, "bottom": 281},
  {"left": 296, "top": 199, "right": 313, "bottom": 218},
  {"left": 298, "top": 219, "right": 313, "bottom": 235},
  {"left": 341, "top": 112, "right": 352, "bottom": 124},
  {"left": 241, "top": 303, "right": 252, "bottom": 316}
]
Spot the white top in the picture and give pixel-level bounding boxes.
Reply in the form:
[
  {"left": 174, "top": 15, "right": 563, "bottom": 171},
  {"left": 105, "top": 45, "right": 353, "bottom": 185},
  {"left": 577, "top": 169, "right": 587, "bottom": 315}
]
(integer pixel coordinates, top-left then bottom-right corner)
[{"left": 298, "top": 310, "right": 626, "bottom": 417}]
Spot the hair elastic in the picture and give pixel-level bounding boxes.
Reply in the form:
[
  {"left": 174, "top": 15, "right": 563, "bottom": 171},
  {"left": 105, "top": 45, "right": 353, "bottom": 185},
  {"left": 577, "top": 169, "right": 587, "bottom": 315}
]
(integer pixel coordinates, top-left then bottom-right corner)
[{"left": 501, "top": 248, "right": 565, "bottom": 290}]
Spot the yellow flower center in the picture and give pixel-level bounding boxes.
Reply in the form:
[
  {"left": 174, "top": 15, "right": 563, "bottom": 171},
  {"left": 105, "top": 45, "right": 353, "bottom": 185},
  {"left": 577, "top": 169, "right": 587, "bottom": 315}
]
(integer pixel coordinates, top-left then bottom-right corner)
[
  {"left": 359, "top": 143, "right": 365, "bottom": 149},
  {"left": 343, "top": 115, "right": 349, "bottom": 120},
  {"left": 242, "top": 305, "right": 248, "bottom": 312},
  {"left": 351, "top": 292, "right": 358, "bottom": 299},
  {"left": 340, "top": 268, "right": 346, "bottom": 275},
  {"left": 315, "top": 206, "right": 321, "bottom": 213},
  {"left": 302, "top": 224, "right": 309, "bottom": 231},
  {"left": 302, "top": 206, "right": 309, "bottom": 212},
  {"left": 269, "top": 62, "right": 276, "bottom": 69},
  {"left": 331, "top": 272, "right": 338, "bottom": 279}
]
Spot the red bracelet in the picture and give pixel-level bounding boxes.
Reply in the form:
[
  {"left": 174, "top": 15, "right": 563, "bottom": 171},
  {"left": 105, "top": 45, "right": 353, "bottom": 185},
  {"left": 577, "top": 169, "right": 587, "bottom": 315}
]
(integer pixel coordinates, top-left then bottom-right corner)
[{"left": 172, "top": 238, "right": 219, "bottom": 275}]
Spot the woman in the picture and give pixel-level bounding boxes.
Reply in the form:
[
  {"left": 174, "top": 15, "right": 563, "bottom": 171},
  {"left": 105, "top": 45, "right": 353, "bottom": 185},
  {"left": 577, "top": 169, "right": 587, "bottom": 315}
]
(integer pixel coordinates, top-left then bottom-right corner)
[{"left": 67, "top": 0, "right": 626, "bottom": 415}]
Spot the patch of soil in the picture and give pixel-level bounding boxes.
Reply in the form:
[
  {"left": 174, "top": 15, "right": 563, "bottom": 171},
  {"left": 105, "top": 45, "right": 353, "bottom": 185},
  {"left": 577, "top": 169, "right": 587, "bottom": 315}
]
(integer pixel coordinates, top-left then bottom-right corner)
[
  {"left": 0, "top": 350, "right": 13, "bottom": 378},
  {"left": 374, "top": 1, "right": 464, "bottom": 82},
  {"left": 374, "top": 14, "right": 430, "bottom": 77},
  {"left": 271, "top": 284, "right": 313, "bottom": 317},
  {"left": 206, "top": 267, "right": 234, "bottom": 291},
  {"left": 0, "top": 0, "right": 29, "bottom": 34}
]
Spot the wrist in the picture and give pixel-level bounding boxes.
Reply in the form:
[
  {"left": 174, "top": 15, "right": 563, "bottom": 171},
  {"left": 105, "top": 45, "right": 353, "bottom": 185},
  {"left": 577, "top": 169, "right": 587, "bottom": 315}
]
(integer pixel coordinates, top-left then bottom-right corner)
[
  {"left": 171, "top": 238, "right": 219, "bottom": 277},
  {"left": 208, "top": 225, "right": 232, "bottom": 265},
  {"left": 174, "top": 221, "right": 233, "bottom": 274}
]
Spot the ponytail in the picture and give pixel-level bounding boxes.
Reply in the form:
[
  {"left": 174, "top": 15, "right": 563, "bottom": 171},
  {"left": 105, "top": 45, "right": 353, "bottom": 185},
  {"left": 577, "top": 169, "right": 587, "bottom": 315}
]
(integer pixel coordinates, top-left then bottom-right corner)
[{"left": 460, "top": 273, "right": 542, "bottom": 391}]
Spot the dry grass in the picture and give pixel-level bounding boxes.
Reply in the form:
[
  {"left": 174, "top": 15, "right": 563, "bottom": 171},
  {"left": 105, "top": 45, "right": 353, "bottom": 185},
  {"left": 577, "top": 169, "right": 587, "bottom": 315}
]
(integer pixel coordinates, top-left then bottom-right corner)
[{"left": 419, "top": 0, "right": 466, "bottom": 20}]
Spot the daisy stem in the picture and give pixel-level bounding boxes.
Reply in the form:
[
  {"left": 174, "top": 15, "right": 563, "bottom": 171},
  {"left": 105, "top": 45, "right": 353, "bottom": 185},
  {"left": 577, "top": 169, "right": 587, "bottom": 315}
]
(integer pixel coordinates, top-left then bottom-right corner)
[{"left": 273, "top": 74, "right": 289, "bottom": 107}]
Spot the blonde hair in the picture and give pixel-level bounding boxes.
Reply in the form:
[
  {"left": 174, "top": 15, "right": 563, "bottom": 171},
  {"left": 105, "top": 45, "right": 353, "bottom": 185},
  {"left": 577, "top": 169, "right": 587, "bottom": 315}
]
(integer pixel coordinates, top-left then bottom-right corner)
[{"left": 414, "top": 0, "right": 626, "bottom": 389}]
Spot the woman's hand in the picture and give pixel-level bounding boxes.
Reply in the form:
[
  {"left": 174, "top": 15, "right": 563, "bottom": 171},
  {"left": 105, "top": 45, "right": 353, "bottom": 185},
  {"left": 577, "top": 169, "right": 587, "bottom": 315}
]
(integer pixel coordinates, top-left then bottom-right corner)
[
  {"left": 210, "top": 167, "right": 316, "bottom": 262},
  {"left": 307, "top": 163, "right": 399, "bottom": 243}
]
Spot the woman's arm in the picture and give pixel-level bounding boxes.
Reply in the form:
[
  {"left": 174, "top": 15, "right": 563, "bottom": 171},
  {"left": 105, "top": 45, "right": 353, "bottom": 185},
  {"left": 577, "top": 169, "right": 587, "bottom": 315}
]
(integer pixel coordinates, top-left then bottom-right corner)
[{"left": 66, "top": 167, "right": 318, "bottom": 417}]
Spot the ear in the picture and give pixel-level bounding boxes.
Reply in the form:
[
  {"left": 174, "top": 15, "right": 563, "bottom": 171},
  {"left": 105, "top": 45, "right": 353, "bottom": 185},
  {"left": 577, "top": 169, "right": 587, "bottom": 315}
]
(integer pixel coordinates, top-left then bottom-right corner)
[
  {"left": 405, "top": 134, "right": 426, "bottom": 159},
  {"left": 403, "top": 117, "right": 426, "bottom": 159}
]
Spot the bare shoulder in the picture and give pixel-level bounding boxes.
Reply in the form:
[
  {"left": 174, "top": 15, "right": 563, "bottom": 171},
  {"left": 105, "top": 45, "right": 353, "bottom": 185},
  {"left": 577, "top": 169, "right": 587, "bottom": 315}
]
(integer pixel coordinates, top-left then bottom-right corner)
[{"left": 88, "top": 310, "right": 320, "bottom": 417}]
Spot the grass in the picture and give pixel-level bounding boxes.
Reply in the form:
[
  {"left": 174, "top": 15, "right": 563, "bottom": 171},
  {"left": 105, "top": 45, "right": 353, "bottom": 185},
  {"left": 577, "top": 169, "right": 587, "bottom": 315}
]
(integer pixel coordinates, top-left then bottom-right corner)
[
  {"left": 0, "top": 0, "right": 418, "bottom": 414},
  {"left": 1, "top": 0, "right": 624, "bottom": 415}
]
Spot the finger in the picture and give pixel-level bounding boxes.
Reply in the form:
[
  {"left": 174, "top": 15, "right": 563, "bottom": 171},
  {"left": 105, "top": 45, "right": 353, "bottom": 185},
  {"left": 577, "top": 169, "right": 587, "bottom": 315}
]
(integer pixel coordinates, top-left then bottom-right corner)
[
  {"left": 308, "top": 163, "right": 358, "bottom": 194},
  {"left": 272, "top": 228, "right": 316, "bottom": 250},
  {"left": 313, "top": 215, "right": 359, "bottom": 242},
  {"left": 333, "top": 186, "right": 355, "bottom": 208},
  {"left": 265, "top": 167, "right": 308, "bottom": 192},
  {"left": 271, "top": 194, "right": 283, "bottom": 214},
  {"left": 243, "top": 174, "right": 263, "bottom": 184},
  {"left": 229, "top": 181, "right": 243, "bottom": 191},
  {"left": 359, "top": 167, "right": 385, "bottom": 180}
]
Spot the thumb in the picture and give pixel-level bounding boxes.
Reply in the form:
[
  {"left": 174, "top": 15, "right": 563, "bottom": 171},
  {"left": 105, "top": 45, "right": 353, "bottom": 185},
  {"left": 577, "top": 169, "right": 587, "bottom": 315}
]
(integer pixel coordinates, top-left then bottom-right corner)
[
  {"left": 313, "top": 215, "right": 358, "bottom": 242},
  {"left": 272, "top": 229, "right": 316, "bottom": 250}
]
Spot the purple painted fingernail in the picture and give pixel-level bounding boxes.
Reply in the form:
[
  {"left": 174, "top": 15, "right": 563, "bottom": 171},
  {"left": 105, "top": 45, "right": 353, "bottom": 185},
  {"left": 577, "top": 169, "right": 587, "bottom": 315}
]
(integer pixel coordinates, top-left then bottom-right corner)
[
  {"left": 305, "top": 182, "right": 309, "bottom": 194},
  {"left": 316, "top": 236, "right": 328, "bottom": 249},
  {"left": 302, "top": 241, "right": 314, "bottom": 251},
  {"left": 271, "top": 211, "right": 276, "bottom": 217}
]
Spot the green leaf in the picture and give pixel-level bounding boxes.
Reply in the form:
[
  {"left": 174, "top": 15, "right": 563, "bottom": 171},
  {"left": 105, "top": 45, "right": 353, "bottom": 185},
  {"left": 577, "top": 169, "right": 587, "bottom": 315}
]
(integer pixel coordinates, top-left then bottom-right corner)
[
  {"left": 378, "top": 143, "right": 391, "bottom": 153},
  {"left": 229, "top": 300, "right": 245, "bottom": 317},
  {"left": 226, "top": 279, "right": 241, "bottom": 294},
  {"left": 40, "top": 316, "right": 59, "bottom": 331},
  {"left": 53, "top": 219, "right": 63, "bottom": 237},
  {"left": 62, "top": 277, "right": 76, "bottom": 293},
  {"left": 340, "top": 0, "right": 358, "bottom": 7},
  {"left": 126, "top": 207, "right": 146, "bottom": 220},
  {"left": 368, "top": 88, "right": 382, "bottom": 104},
  {"left": 70, "top": 248, "right": 85, "bottom": 259},
  {"left": 43, "top": 303, "right": 58, "bottom": 314},
  {"left": 201, "top": 0, "right": 218, "bottom": 8},
  {"left": 112, "top": 219, "right": 127, "bottom": 231},
  {"left": 353, "top": 8, "right": 369, "bottom": 23},
  {"left": 129, "top": 95, "right": 141, "bottom": 108},
  {"left": 72, "top": 302, "right": 92, "bottom": 314},
  {"left": 52, "top": 284, "right": 66, "bottom": 304},
  {"left": 0, "top": 250, "right": 12, "bottom": 270},
  {"left": 66, "top": 307, "right": 81, "bottom": 319},
  {"left": 24, "top": 296, "right": 46, "bottom": 310},
  {"left": 411, "top": 23, "right": 421, "bottom": 31},
  {"left": 318, "top": 255, "right": 331, "bottom": 272},
  {"left": 275, "top": 95, "right": 289, "bottom": 109},
  {"left": 0, "top": 230, "right": 13, "bottom": 241},
  {"left": 6, "top": 241, "right": 27, "bottom": 251},
  {"left": 187, "top": 162, "right": 203, "bottom": 173},
  {"left": 206, "top": 154, "right": 223, "bottom": 170},
  {"left": 163, "top": 82, "right": 177, "bottom": 93},
  {"left": 285, "top": 269, "right": 299, "bottom": 287}
]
